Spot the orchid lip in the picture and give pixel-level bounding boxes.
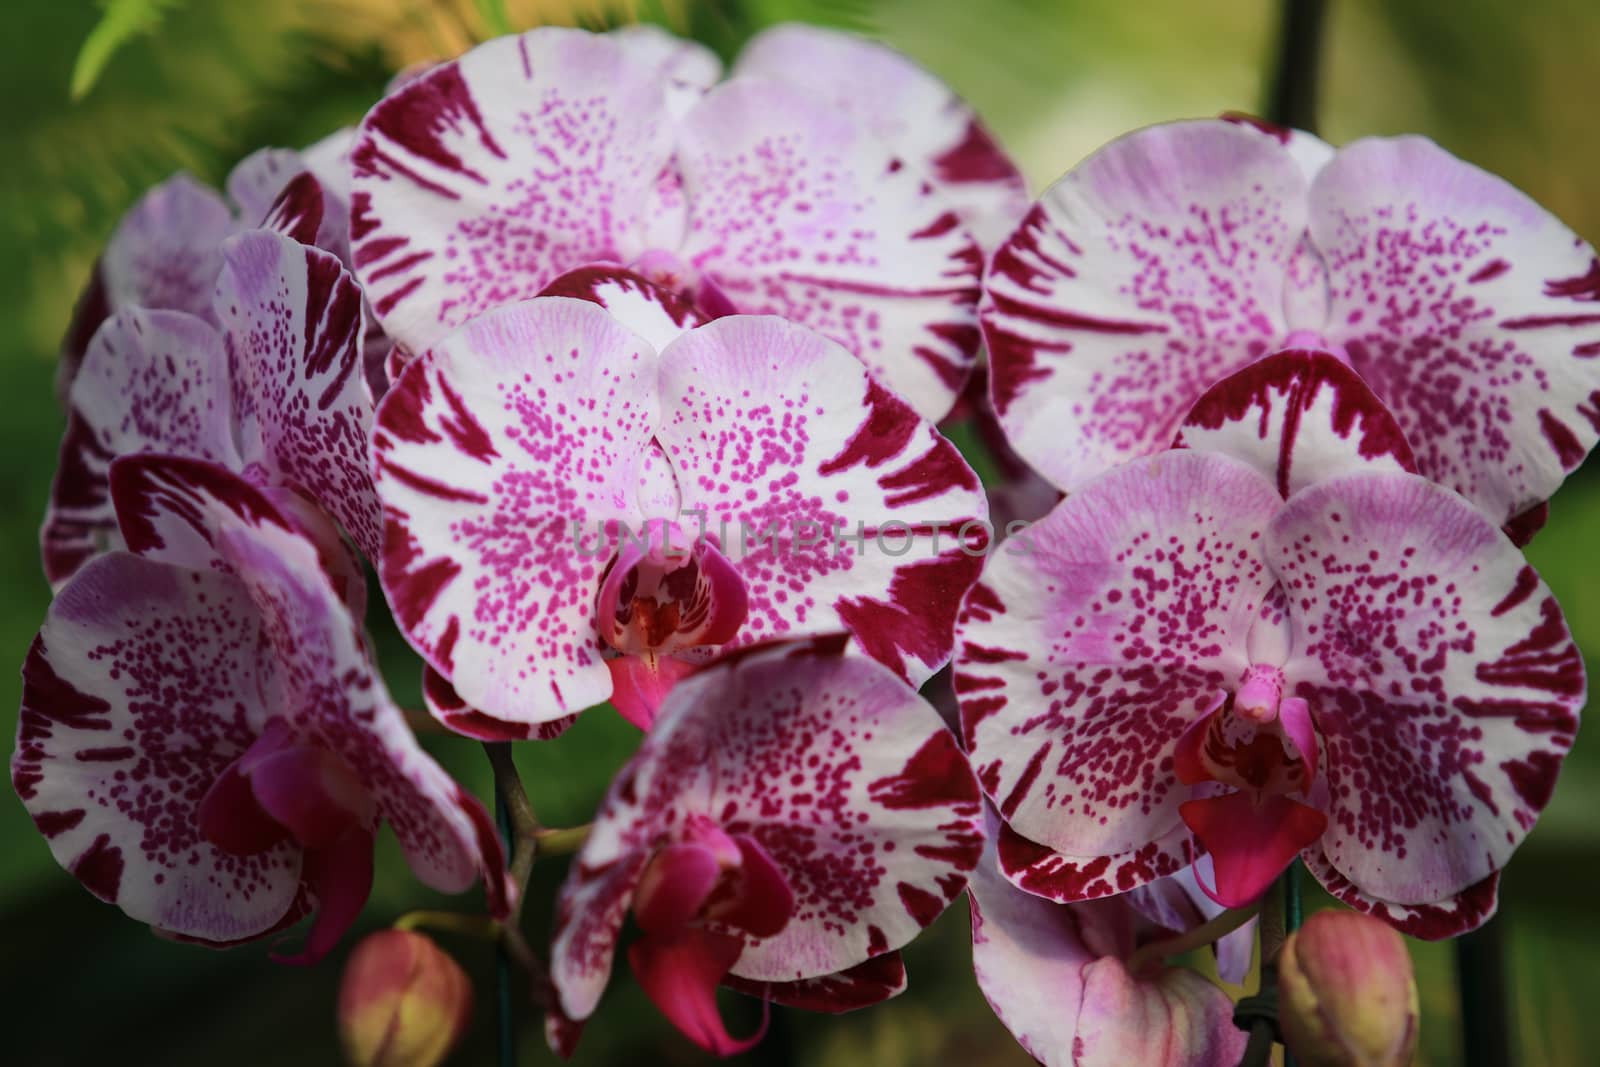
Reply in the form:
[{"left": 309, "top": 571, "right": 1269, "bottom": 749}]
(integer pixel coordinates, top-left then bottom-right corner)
[{"left": 596, "top": 519, "right": 750, "bottom": 657}]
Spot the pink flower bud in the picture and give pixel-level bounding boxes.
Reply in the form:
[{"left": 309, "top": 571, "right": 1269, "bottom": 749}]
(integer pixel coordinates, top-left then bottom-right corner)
[
  {"left": 338, "top": 930, "right": 472, "bottom": 1067},
  {"left": 1278, "top": 910, "right": 1419, "bottom": 1067}
]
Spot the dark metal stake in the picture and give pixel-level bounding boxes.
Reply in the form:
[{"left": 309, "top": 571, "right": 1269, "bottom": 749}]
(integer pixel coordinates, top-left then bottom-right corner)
[
  {"left": 1457, "top": 918, "right": 1515, "bottom": 1067},
  {"left": 495, "top": 788, "right": 516, "bottom": 1067},
  {"left": 1265, "top": 0, "right": 1329, "bottom": 131}
]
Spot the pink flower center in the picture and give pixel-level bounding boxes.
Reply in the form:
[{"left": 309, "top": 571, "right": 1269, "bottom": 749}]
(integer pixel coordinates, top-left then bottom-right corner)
[
  {"left": 629, "top": 249, "right": 739, "bottom": 319},
  {"left": 597, "top": 520, "right": 749, "bottom": 657}
]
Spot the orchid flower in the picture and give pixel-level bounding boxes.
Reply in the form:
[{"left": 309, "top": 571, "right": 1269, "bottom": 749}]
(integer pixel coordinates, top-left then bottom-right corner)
[
  {"left": 14, "top": 454, "right": 505, "bottom": 963},
  {"left": 970, "top": 809, "right": 1248, "bottom": 1067},
  {"left": 954, "top": 359, "right": 1583, "bottom": 936},
  {"left": 43, "top": 228, "right": 382, "bottom": 590},
  {"left": 545, "top": 636, "right": 983, "bottom": 1056},
  {"left": 371, "top": 298, "right": 988, "bottom": 738},
  {"left": 61, "top": 143, "right": 353, "bottom": 401},
  {"left": 982, "top": 117, "right": 1600, "bottom": 539},
  {"left": 350, "top": 25, "right": 996, "bottom": 419}
]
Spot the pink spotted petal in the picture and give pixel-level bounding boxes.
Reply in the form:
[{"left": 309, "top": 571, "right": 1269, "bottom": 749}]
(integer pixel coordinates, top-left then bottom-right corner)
[
  {"left": 273, "top": 826, "right": 376, "bottom": 966},
  {"left": 1312, "top": 136, "right": 1600, "bottom": 527},
  {"left": 607, "top": 23, "right": 721, "bottom": 91},
  {"left": 1278, "top": 696, "right": 1319, "bottom": 788},
  {"left": 421, "top": 665, "right": 579, "bottom": 741},
  {"left": 982, "top": 119, "right": 1307, "bottom": 491},
  {"left": 538, "top": 266, "right": 706, "bottom": 352},
  {"left": 656, "top": 316, "right": 988, "bottom": 682},
  {"left": 1175, "top": 347, "right": 1418, "bottom": 497},
  {"left": 1300, "top": 843, "right": 1500, "bottom": 940},
  {"left": 956, "top": 451, "right": 1282, "bottom": 863},
  {"left": 550, "top": 639, "right": 981, "bottom": 1020},
  {"left": 216, "top": 229, "right": 381, "bottom": 560},
  {"left": 101, "top": 173, "right": 233, "bottom": 320},
  {"left": 1073, "top": 957, "right": 1249, "bottom": 1067},
  {"left": 676, "top": 82, "right": 984, "bottom": 420},
  {"left": 43, "top": 309, "right": 240, "bottom": 587},
  {"left": 633, "top": 843, "right": 724, "bottom": 934},
  {"left": 628, "top": 927, "right": 766, "bottom": 1056},
  {"left": 14, "top": 553, "right": 303, "bottom": 942},
  {"left": 1180, "top": 791, "right": 1327, "bottom": 907},
  {"left": 110, "top": 454, "right": 294, "bottom": 567},
  {"left": 372, "top": 298, "right": 659, "bottom": 728},
  {"left": 1270, "top": 471, "right": 1584, "bottom": 903},
  {"left": 350, "top": 29, "right": 675, "bottom": 350},
  {"left": 733, "top": 23, "right": 1027, "bottom": 253},
  {"left": 722, "top": 953, "right": 906, "bottom": 1013},
  {"left": 607, "top": 654, "right": 699, "bottom": 732}
]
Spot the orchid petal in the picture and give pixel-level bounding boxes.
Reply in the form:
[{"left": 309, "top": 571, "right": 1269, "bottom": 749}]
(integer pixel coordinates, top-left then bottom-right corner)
[
  {"left": 1312, "top": 136, "right": 1600, "bottom": 527},
  {"left": 372, "top": 298, "right": 659, "bottom": 729},
  {"left": 1175, "top": 347, "right": 1417, "bottom": 497},
  {"left": 633, "top": 842, "right": 723, "bottom": 934},
  {"left": 245, "top": 745, "right": 375, "bottom": 850},
  {"left": 101, "top": 173, "right": 233, "bottom": 320},
  {"left": 956, "top": 451, "right": 1281, "bottom": 866},
  {"left": 676, "top": 81, "right": 984, "bottom": 420},
  {"left": 656, "top": 316, "right": 988, "bottom": 682},
  {"left": 1270, "top": 471, "right": 1583, "bottom": 903},
  {"left": 43, "top": 309, "right": 239, "bottom": 587},
  {"left": 422, "top": 665, "right": 578, "bottom": 741},
  {"left": 227, "top": 148, "right": 312, "bottom": 232},
  {"left": 628, "top": 926, "right": 765, "bottom": 1056},
  {"left": 1300, "top": 843, "right": 1500, "bottom": 940},
  {"left": 549, "top": 847, "right": 652, "bottom": 1024},
  {"left": 996, "top": 819, "right": 1195, "bottom": 905},
  {"left": 982, "top": 120, "right": 1306, "bottom": 491},
  {"left": 721, "top": 952, "right": 907, "bottom": 1013},
  {"left": 350, "top": 29, "right": 675, "bottom": 350},
  {"left": 1179, "top": 791, "right": 1327, "bottom": 907},
  {"left": 733, "top": 23, "right": 1027, "bottom": 252},
  {"left": 606, "top": 654, "right": 699, "bottom": 732},
  {"left": 216, "top": 229, "right": 382, "bottom": 560},
  {"left": 607, "top": 23, "right": 721, "bottom": 91},
  {"left": 14, "top": 554, "right": 302, "bottom": 942},
  {"left": 709, "top": 835, "right": 796, "bottom": 939},
  {"left": 273, "top": 826, "right": 376, "bottom": 966},
  {"left": 538, "top": 266, "right": 706, "bottom": 353},
  {"left": 197, "top": 755, "right": 292, "bottom": 857},
  {"left": 1073, "top": 956, "right": 1249, "bottom": 1067}
]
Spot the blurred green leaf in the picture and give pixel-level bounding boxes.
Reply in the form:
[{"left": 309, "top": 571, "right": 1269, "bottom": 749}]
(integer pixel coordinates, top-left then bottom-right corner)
[{"left": 70, "top": 0, "right": 185, "bottom": 100}]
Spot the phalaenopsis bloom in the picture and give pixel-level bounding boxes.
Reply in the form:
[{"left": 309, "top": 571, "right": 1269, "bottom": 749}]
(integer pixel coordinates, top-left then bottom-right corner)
[
  {"left": 547, "top": 636, "right": 983, "bottom": 1055},
  {"left": 983, "top": 117, "right": 1600, "bottom": 540},
  {"left": 16, "top": 454, "right": 505, "bottom": 962},
  {"left": 956, "top": 371, "right": 1585, "bottom": 933},
  {"left": 351, "top": 24, "right": 1021, "bottom": 419},
  {"left": 373, "top": 298, "right": 987, "bottom": 737}
]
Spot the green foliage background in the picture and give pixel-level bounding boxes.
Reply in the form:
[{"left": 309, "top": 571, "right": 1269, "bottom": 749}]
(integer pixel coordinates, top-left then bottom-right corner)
[{"left": 1, "top": 1, "right": 1597, "bottom": 1063}]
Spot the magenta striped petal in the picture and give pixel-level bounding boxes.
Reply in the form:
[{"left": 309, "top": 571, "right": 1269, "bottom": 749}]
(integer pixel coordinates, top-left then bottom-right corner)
[
  {"left": 677, "top": 79, "right": 984, "bottom": 419},
  {"left": 1175, "top": 347, "right": 1417, "bottom": 497},
  {"left": 655, "top": 316, "right": 988, "bottom": 682},
  {"left": 1300, "top": 843, "right": 1500, "bottom": 940},
  {"left": 733, "top": 23, "right": 1027, "bottom": 253},
  {"left": 1313, "top": 136, "right": 1600, "bottom": 526},
  {"left": 217, "top": 229, "right": 382, "bottom": 561},
  {"left": 350, "top": 29, "right": 676, "bottom": 351},
  {"left": 1270, "top": 471, "right": 1583, "bottom": 905},
  {"left": 982, "top": 121, "right": 1306, "bottom": 491},
  {"left": 372, "top": 298, "right": 659, "bottom": 729},
  {"left": 42, "top": 309, "right": 239, "bottom": 587}
]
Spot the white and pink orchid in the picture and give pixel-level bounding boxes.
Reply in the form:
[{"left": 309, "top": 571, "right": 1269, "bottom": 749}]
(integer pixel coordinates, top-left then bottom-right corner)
[
  {"left": 350, "top": 25, "right": 1014, "bottom": 419},
  {"left": 372, "top": 298, "right": 988, "bottom": 738},
  {"left": 983, "top": 117, "right": 1600, "bottom": 540},
  {"left": 956, "top": 367, "right": 1584, "bottom": 935},
  {"left": 15, "top": 453, "right": 505, "bottom": 962},
  {"left": 546, "top": 636, "right": 983, "bottom": 1056},
  {"left": 43, "top": 228, "right": 382, "bottom": 588}
]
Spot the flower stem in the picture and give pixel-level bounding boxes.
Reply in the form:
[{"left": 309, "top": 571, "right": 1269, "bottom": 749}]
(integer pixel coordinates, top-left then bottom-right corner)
[
  {"left": 534, "top": 823, "right": 593, "bottom": 856},
  {"left": 1125, "top": 903, "right": 1261, "bottom": 976},
  {"left": 1264, "top": 0, "right": 1329, "bottom": 132},
  {"left": 393, "top": 909, "right": 502, "bottom": 939}
]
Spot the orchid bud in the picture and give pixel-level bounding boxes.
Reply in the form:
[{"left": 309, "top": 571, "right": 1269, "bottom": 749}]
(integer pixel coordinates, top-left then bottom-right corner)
[
  {"left": 338, "top": 930, "right": 473, "bottom": 1067},
  {"left": 1278, "top": 910, "right": 1419, "bottom": 1067}
]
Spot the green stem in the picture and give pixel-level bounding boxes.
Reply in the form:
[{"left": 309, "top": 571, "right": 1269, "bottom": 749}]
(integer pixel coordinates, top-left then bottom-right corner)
[
  {"left": 393, "top": 909, "right": 501, "bottom": 939},
  {"left": 534, "top": 824, "right": 593, "bottom": 856},
  {"left": 1125, "top": 904, "right": 1262, "bottom": 976}
]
